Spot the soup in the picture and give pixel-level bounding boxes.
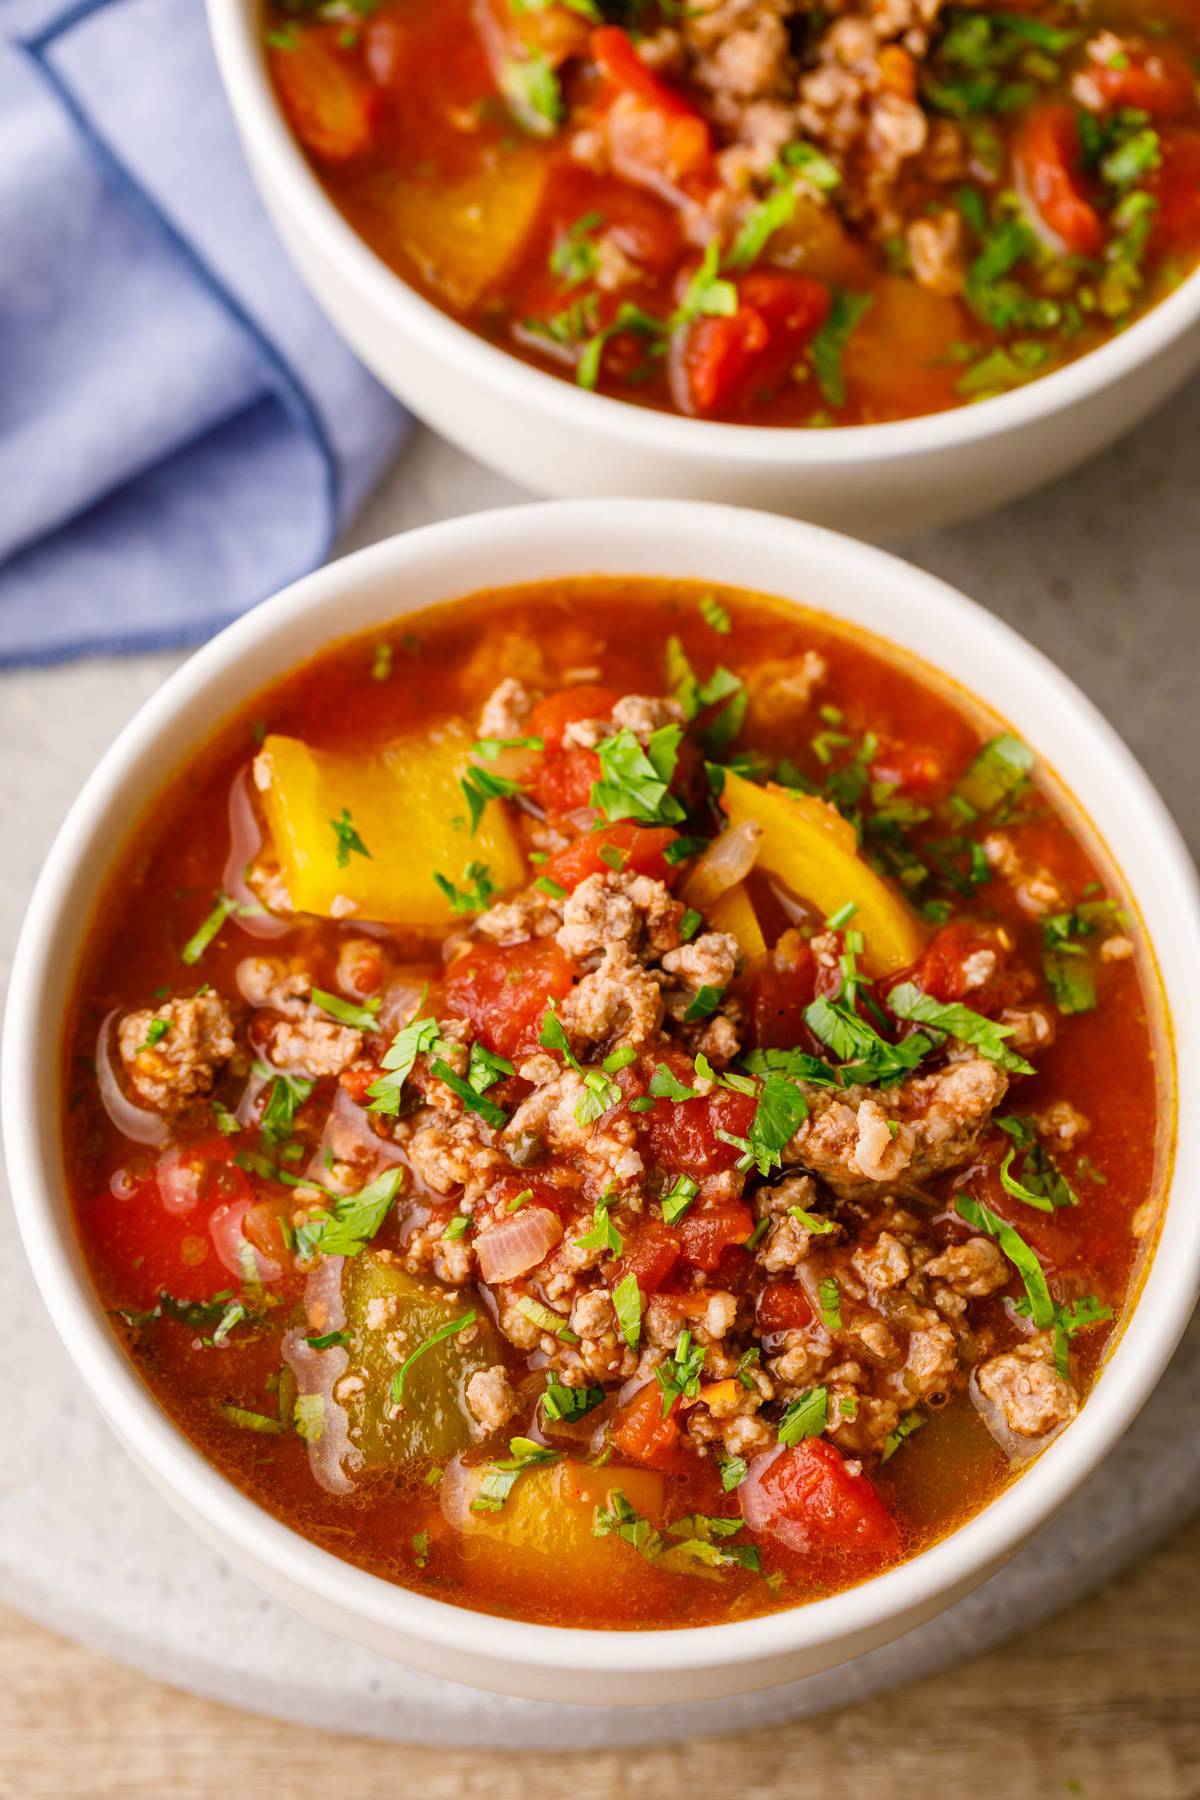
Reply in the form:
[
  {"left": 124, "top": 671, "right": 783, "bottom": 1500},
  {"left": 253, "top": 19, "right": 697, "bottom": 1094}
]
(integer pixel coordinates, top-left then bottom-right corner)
[
  {"left": 63, "top": 579, "right": 1166, "bottom": 1629},
  {"left": 265, "top": 1, "right": 1200, "bottom": 424}
]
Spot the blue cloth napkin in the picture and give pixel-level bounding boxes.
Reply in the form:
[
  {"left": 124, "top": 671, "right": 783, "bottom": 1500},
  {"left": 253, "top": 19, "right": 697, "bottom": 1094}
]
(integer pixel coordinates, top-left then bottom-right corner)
[{"left": 0, "top": 0, "right": 409, "bottom": 665}]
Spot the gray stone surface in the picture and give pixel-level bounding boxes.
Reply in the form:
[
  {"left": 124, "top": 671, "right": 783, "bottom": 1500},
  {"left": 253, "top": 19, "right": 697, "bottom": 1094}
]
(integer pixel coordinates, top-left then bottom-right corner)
[{"left": 1, "top": 404, "right": 1198, "bottom": 1747}]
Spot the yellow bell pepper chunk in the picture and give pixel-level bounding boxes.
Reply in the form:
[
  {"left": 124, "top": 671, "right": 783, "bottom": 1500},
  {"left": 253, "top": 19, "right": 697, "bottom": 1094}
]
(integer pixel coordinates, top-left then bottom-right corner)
[
  {"left": 255, "top": 723, "right": 526, "bottom": 927},
  {"left": 383, "top": 150, "right": 549, "bottom": 313},
  {"left": 444, "top": 1459, "right": 665, "bottom": 1600},
  {"left": 706, "top": 882, "right": 768, "bottom": 976},
  {"left": 720, "top": 770, "right": 924, "bottom": 975}
]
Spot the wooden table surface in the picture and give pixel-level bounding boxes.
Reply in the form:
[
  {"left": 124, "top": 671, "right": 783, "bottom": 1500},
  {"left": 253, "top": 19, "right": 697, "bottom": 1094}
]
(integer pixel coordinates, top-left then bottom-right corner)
[{"left": 2, "top": 1517, "right": 1196, "bottom": 1800}]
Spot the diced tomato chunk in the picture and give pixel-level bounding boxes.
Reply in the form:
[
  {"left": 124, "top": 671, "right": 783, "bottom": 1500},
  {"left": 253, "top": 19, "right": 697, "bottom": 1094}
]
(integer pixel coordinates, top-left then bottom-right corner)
[
  {"left": 444, "top": 939, "right": 576, "bottom": 1058},
  {"left": 610, "top": 1383, "right": 681, "bottom": 1468},
  {"left": 541, "top": 823, "right": 681, "bottom": 891},
  {"left": 1013, "top": 103, "right": 1104, "bottom": 257},
  {"left": 86, "top": 1140, "right": 258, "bottom": 1310},
  {"left": 533, "top": 748, "right": 602, "bottom": 815},
  {"left": 591, "top": 27, "right": 713, "bottom": 196},
  {"left": 888, "top": 922, "right": 1020, "bottom": 1015},
  {"left": 679, "top": 1201, "right": 755, "bottom": 1271},
  {"left": 672, "top": 272, "right": 831, "bottom": 417},
  {"left": 270, "top": 32, "right": 380, "bottom": 164},
  {"left": 527, "top": 685, "right": 619, "bottom": 755},
  {"left": 756, "top": 1280, "right": 814, "bottom": 1332},
  {"left": 869, "top": 740, "right": 952, "bottom": 802},
  {"left": 1150, "top": 129, "right": 1200, "bottom": 257},
  {"left": 614, "top": 1218, "right": 682, "bottom": 1293},
  {"left": 741, "top": 1440, "right": 901, "bottom": 1569},
  {"left": 748, "top": 941, "right": 816, "bottom": 1050},
  {"left": 1087, "top": 46, "right": 1194, "bottom": 119},
  {"left": 639, "top": 1081, "right": 759, "bottom": 1177}
]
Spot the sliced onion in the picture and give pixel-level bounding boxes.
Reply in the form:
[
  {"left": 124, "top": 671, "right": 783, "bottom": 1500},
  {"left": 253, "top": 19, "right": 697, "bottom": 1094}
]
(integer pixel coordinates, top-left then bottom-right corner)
[
  {"left": 736, "top": 1443, "right": 787, "bottom": 1532},
  {"left": 283, "top": 1261, "right": 358, "bottom": 1496},
  {"left": 682, "top": 820, "right": 762, "bottom": 911},
  {"left": 378, "top": 969, "right": 440, "bottom": 1035},
  {"left": 304, "top": 1084, "right": 406, "bottom": 1189},
  {"left": 209, "top": 1197, "right": 283, "bottom": 1284},
  {"left": 968, "top": 1365, "right": 1064, "bottom": 1466},
  {"left": 156, "top": 1145, "right": 205, "bottom": 1216},
  {"left": 474, "top": 1207, "right": 563, "bottom": 1284},
  {"left": 767, "top": 877, "right": 817, "bottom": 929},
  {"left": 95, "top": 1010, "right": 166, "bottom": 1147},
  {"left": 222, "top": 765, "right": 291, "bottom": 940}
]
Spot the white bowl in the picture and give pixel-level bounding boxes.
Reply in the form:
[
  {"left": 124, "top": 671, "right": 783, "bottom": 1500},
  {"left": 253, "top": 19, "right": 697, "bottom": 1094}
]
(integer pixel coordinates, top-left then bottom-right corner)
[
  {"left": 5, "top": 501, "right": 1198, "bottom": 1706},
  {"left": 207, "top": 0, "right": 1200, "bottom": 537}
]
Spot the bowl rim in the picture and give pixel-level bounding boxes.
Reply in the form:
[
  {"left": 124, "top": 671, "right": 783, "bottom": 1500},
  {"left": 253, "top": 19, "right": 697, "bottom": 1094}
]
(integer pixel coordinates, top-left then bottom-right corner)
[
  {"left": 6, "top": 498, "right": 1199, "bottom": 1683},
  {"left": 207, "top": 0, "right": 1200, "bottom": 467}
]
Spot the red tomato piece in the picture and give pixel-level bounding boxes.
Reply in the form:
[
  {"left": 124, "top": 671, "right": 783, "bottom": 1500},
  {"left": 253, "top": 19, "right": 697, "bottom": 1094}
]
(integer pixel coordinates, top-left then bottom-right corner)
[
  {"left": 679, "top": 1201, "right": 755, "bottom": 1271},
  {"left": 741, "top": 1440, "right": 901, "bottom": 1568},
  {"left": 527, "top": 685, "right": 619, "bottom": 755},
  {"left": 270, "top": 32, "right": 379, "bottom": 164},
  {"left": 640, "top": 1083, "right": 759, "bottom": 1177},
  {"left": 748, "top": 944, "right": 816, "bottom": 1050},
  {"left": 1088, "top": 47, "right": 1194, "bottom": 119},
  {"left": 614, "top": 1219, "right": 682, "bottom": 1294},
  {"left": 1150, "top": 129, "right": 1200, "bottom": 257},
  {"left": 672, "top": 272, "right": 831, "bottom": 417},
  {"left": 1013, "top": 103, "right": 1104, "bottom": 257},
  {"left": 869, "top": 740, "right": 952, "bottom": 802},
  {"left": 541, "top": 823, "right": 681, "bottom": 891},
  {"left": 888, "top": 923, "right": 1020, "bottom": 1015},
  {"left": 86, "top": 1141, "right": 255, "bottom": 1309},
  {"left": 533, "top": 748, "right": 602, "bottom": 815},
  {"left": 609, "top": 1383, "right": 680, "bottom": 1468},
  {"left": 444, "top": 939, "right": 576, "bottom": 1058},
  {"left": 756, "top": 1280, "right": 815, "bottom": 1332},
  {"left": 591, "top": 27, "right": 713, "bottom": 196}
]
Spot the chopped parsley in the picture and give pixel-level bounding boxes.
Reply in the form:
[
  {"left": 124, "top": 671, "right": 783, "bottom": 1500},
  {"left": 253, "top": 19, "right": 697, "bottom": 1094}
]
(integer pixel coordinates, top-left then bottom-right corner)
[
  {"left": 515, "top": 1294, "right": 579, "bottom": 1343},
  {"left": 430, "top": 1058, "right": 508, "bottom": 1128},
  {"left": 660, "top": 1172, "right": 700, "bottom": 1225},
  {"left": 256, "top": 1064, "right": 316, "bottom": 1143},
  {"left": 309, "top": 986, "right": 381, "bottom": 1033},
  {"left": 498, "top": 52, "right": 564, "bottom": 134},
  {"left": 804, "top": 996, "right": 932, "bottom": 1086},
  {"left": 655, "top": 1330, "right": 706, "bottom": 1415},
  {"left": 391, "top": 1310, "right": 478, "bottom": 1402},
  {"left": 574, "top": 1199, "right": 623, "bottom": 1259},
  {"left": 881, "top": 1411, "right": 926, "bottom": 1462},
  {"left": 550, "top": 211, "right": 604, "bottom": 287},
  {"left": 461, "top": 765, "right": 522, "bottom": 833},
  {"left": 809, "top": 290, "right": 875, "bottom": 409},
  {"left": 433, "top": 861, "right": 497, "bottom": 915},
  {"left": 471, "top": 1436, "right": 562, "bottom": 1513},
  {"left": 590, "top": 726, "right": 686, "bottom": 825},
  {"left": 997, "top": 1115, "right": 1079, "bottom": 1213},
  {"left": 136, "top": 1017, "right": 171, "bottom": 1055},
  {"left": 683, "top": 983, "right": 725, "bottom": 1022},
  {"left": 293, "top": 1167, "right": 405, "bottom": 1260},
  {"left": 293, "top": 1393, "right": 325, "bottom": 1443},
  {"left": 542, "top": 1376, "right": 605, "bottom": 1423},
  {"left": 612, "top": 1271, "right": 642, "bottom": 1352},
  {"left": 698, "top": 593, "right": 731, "bottom": 634},
  {"left": 817, "top": 1277, "right": 843, "bottom": 1332},
  {"left": 330, "top": 807, "right": 370, "bottom": 869},
  {"left": 955, "top": 1192, "right": 1053, "bottom": 1328},
  {"left": 956, "top": 732, "right": 1035, "bottom": 814},
  {"left": 887, "top": 983, "right": 1034, "bottom": 1075},
  {"left": 717, "top": 1452, "right": 748, "bottom": 1492},
  {"left": 777, "top": 1385, "right": 829, "bottom": 1445},
  {"left": 180, "top": 893, "right": 240, "bottom": 966},
  {"left": 367, "top": 1013, "right": 444, "bottom": 1115}
]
